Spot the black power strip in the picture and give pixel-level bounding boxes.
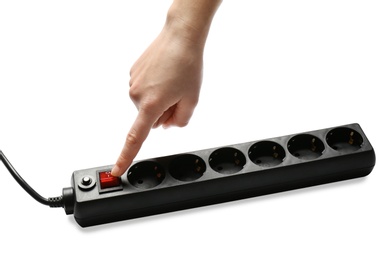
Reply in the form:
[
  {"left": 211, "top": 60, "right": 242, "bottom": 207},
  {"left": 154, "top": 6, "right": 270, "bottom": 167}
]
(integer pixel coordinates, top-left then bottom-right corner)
[
  {"left": 1, "top": 123, "right": 376, "bottom": 227},
  {"left": 72, "top": 123, "right": 375, "bottom": 227}
]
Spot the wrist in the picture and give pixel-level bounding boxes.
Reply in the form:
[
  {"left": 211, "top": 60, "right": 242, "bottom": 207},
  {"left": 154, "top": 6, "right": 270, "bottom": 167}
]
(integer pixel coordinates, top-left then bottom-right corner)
[{"left": 165, "top": 0, "right": 221, "bottom": 48}]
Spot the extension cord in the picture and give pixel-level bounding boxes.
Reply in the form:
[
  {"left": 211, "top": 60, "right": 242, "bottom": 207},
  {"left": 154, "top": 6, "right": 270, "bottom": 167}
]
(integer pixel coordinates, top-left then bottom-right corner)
[{"left": 1, "top": 123, "right": 375, "bottom": 227}]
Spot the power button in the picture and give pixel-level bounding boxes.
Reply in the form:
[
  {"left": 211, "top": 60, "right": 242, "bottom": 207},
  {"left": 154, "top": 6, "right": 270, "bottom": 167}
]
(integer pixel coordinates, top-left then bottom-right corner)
[
  {"left": 99, "top": 171, "right": 121, "bottom": 189},
  {"left": 97, "top": 170, "right": 123, "bottom": 193}
]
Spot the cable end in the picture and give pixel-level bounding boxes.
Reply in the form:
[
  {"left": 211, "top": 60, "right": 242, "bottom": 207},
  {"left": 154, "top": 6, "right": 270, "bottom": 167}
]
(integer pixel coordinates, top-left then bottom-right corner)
[{"left": 62, "top": 187, "right": 74, "bottom": 215}]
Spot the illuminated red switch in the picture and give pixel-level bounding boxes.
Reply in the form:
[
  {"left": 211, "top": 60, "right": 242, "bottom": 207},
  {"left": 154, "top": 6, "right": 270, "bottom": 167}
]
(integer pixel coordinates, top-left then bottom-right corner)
[{"left": 99, "top": 171, "right": 121, "bottom": 189}]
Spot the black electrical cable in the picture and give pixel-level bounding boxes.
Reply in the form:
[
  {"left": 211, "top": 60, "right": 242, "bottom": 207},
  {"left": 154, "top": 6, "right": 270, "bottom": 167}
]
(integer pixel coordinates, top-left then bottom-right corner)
[{"left": 0, "top": 150, "right": 64, "bottom": 208}]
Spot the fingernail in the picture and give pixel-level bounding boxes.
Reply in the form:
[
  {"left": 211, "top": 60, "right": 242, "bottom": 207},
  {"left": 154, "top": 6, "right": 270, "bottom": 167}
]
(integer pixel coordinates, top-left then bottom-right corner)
[{"left": 111, "top": 165, "right": 121, "bottom": 177}]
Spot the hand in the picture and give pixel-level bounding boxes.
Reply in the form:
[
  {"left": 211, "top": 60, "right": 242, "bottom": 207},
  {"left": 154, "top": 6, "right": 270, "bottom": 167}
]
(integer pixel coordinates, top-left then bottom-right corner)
[
  {"left": 111, "top": 0, "right": 222, "bottom": 177},
  {"left": 111, "top": 23, "right": 203, "bottom": 177}
]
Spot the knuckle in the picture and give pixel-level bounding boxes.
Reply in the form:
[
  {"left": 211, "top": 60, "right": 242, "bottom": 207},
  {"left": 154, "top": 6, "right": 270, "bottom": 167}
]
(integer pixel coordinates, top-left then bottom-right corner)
[
  {"left": 129, "top": 84, "right": 141, "bottom": 101},
  {"left": 172, "top": 114, "right": 190, "bottom": 128},
  {"left": 188, "top": 96, "right": 199, "bottom": 107},
  {"left": 176, "top": 120, "right": 189, "bottom": 127},
  {"left": 129, "top": 78, "right": 133, "bottom": 88},
  {"left": 126, "top": 129, "right": 139, "bottom": 147}
]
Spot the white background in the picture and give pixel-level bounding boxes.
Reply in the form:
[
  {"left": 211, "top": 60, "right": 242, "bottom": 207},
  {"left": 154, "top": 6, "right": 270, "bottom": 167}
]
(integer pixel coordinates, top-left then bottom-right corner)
[{"left": 1, "top": 0, "right": 389, "bottom": 259}]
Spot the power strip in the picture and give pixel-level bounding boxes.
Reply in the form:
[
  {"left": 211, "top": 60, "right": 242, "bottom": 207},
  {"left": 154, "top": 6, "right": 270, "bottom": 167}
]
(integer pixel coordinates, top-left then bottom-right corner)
[
  {"left": 72, "top": 123, "right": 375, "bottom": 227},
  {"left": 1, "top": 123, "right": 376, "bottom": 227}
]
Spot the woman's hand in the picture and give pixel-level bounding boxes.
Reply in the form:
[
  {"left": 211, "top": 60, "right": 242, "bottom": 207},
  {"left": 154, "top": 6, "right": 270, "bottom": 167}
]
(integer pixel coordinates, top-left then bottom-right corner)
[{"left": 111, "top": 0, "right": 222, "bottom": 177}]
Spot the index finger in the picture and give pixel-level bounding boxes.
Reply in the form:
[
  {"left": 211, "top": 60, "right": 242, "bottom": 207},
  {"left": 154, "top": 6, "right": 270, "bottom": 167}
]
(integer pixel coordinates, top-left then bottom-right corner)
[{"left": 111, "top": 109, "right": 159, "bottom": 177}]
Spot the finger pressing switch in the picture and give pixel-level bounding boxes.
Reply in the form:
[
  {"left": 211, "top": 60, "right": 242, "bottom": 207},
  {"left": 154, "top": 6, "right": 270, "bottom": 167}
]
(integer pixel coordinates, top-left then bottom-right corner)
[{"left": 99, "top": 171, "right": 121, "bottom": 190}]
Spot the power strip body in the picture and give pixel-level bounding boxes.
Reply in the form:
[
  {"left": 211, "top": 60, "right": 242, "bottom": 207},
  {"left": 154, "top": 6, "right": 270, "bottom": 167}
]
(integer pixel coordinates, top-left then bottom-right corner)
[{"left": 71, "top": 123, "right": 375, "bottom": 227}]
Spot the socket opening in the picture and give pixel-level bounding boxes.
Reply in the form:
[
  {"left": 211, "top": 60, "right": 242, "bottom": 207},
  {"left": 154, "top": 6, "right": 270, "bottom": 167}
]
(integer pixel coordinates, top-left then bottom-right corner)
[
  {"left": 169, "top": 154, "right": 206, "bottom": 182},
  {"left": 326, "top": 127, "right": 363, "bottom": 152},
  {"left": 249, "top": 141, "right": 285, "bottom": 167},
  {"left": 128, "top": 161, "right": 165, "bottom": 189},
  {"left": 288, "top": 134, "right": 324, "bottom": 160},
  {"left": 209, "top": 147, "right": 246, "bottom": 174}
]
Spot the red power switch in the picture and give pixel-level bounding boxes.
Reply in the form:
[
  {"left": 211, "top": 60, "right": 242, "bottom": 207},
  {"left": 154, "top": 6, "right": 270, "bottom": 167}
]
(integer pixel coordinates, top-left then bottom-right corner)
[{"left": 99, "top": 171, "right": 121, "bottom": 189}]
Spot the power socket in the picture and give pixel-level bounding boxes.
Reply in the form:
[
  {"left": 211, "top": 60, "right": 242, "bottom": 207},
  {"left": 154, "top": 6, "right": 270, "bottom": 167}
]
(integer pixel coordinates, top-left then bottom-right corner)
[{"left": 70, "top": 123, "right": 375, "bottom": 227}]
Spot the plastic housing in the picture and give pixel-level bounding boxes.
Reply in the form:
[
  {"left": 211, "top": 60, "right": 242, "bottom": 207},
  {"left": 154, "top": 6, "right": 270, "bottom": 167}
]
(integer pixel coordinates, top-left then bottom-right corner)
[{"left": 70, "top": 123, "right": 375, "bottom": 227}]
